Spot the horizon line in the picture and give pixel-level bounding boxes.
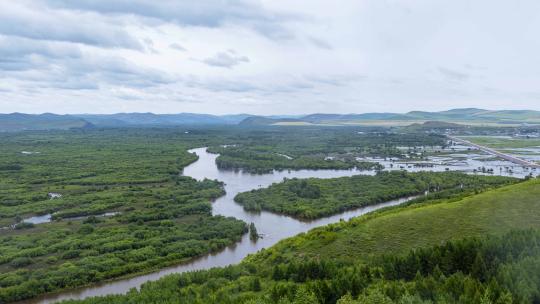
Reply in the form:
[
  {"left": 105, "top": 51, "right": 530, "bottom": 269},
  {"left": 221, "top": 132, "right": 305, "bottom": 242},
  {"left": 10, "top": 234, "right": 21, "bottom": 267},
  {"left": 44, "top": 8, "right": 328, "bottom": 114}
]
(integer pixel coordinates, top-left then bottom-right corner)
[{"left": 2, "top": 107, "right": 539, "bottom": 116}]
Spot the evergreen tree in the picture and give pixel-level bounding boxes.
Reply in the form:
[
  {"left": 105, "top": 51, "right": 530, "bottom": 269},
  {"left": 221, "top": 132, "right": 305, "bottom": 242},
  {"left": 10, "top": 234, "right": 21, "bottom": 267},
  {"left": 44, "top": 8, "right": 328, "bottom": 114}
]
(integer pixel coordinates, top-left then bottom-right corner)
[
  {"left": 250, "top": 222, "right": 260, "bottom": 241},
  {"left": 293, "top": 287, "right": 319, "bottom": 304}
]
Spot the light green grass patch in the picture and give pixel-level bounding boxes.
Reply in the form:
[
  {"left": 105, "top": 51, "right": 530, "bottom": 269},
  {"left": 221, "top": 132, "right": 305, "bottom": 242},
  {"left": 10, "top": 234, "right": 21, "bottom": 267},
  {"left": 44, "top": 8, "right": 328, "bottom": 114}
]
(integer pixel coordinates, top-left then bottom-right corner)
[{"left": 254, "top": 179, "right": 540, "bottom": 264}]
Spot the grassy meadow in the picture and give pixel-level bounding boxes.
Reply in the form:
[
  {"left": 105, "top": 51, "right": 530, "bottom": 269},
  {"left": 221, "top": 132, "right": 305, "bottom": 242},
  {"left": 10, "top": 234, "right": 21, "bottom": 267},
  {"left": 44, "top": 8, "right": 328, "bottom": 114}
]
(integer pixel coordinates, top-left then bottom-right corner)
[
  {"left": 254, "top": 178, "right": 540, "bottom": 264},
  {"left": 460, "top": 136, "right": 540, "bottom": 149}
]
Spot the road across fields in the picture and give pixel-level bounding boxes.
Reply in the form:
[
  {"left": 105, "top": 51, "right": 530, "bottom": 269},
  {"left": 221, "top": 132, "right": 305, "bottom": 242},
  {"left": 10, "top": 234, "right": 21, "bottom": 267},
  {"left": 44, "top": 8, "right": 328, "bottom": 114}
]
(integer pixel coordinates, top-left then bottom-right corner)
[{"left": 447, "top": 135, "right": 540, "bottom": 169}]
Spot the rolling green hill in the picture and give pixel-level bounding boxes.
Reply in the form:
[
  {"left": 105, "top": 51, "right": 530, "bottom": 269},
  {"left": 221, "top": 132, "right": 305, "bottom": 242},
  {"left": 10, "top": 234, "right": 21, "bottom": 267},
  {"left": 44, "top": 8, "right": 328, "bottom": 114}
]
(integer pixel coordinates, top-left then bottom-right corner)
[{"left": 253, "top": 178, "right": 540, "bottom": 264}]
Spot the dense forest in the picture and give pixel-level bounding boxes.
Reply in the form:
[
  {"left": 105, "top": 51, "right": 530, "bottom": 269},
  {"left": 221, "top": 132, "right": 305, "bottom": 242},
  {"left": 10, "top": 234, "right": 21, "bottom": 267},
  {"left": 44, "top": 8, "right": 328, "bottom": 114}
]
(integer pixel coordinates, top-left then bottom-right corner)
[
  {"left": 234, "top": 171, "right": 517, "bottom": 219},
  {"left": 0, "top": 129, "right": 247, "bottom": 302},
  {"left": 1, "top": 127, "right": 535, "bottom": 303},
  {"left": 211, "top": 147, "right": 384, "bottom": 174},
  {"left": 1, "top": 127, "right": 440, "bottom": 301},
  {"left": 60, "top": 229, "right": 540, "bottom": 304},
  {"left": 207, "top": 130, "right": 446, "bottom": 173},
  {"left": 58, "top": 179, "right": 540, "bottom": 304},
  {"left": 0, "top": 126, "right": 431, "bottom": 226}
]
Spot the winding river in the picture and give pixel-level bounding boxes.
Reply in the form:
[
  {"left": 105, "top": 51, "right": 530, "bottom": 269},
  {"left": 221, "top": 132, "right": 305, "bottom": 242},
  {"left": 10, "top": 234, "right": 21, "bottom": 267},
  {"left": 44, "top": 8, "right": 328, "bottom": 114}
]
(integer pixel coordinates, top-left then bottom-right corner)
[{"left": 22, "top": 147, "right": 526, "bottom": 303}]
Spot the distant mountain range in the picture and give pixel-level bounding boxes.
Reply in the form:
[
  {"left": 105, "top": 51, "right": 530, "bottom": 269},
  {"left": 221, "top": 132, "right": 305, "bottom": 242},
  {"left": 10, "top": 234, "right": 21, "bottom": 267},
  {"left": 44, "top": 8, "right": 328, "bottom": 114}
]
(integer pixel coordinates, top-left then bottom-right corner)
[
  {"left": 75, "top": 113, "right": 254, "bottom": 127},
  {"left": 1, "top": 108, "right": 540, "bottom": 131},
  {"left": 0, "top": 113, "right": 93, "bottom": 131},
  {"left": 0, "top": 113, "right": 255, "bottom": 131},
  {"left": 240, "top": 108, "right": 540, "bottom": 126}
]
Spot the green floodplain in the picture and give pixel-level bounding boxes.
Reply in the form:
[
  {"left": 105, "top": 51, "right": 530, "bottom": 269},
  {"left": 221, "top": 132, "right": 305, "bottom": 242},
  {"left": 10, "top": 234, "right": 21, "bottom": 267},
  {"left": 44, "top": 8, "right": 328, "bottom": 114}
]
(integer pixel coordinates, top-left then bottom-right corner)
[{"left": 1, "top": 126, "right": 540, "bottom": 303}]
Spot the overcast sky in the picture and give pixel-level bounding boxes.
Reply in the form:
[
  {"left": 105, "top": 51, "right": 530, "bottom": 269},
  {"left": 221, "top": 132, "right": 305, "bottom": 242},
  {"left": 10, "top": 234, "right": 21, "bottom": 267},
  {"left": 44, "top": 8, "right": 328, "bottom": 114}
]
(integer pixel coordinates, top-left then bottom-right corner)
[{"left": 1, "top": 0, "right": 540, "bottom": 115}]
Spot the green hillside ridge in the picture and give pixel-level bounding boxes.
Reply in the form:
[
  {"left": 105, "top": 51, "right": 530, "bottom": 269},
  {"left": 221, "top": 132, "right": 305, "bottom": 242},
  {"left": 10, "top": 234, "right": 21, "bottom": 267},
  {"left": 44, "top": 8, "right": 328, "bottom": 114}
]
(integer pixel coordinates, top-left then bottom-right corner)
[{"left": 253, "top": 178, "right": 540, "bottom": 264}]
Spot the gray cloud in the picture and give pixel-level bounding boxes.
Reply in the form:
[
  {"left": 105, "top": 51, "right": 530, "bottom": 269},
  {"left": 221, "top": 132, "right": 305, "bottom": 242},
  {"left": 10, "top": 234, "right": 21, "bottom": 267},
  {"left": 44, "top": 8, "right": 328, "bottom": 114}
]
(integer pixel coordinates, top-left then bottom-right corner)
[
  {"left": 0, "top": 36, "right": 82, "bottom": 58},
  {"left": 170, "top": 43, "right": 187, "bottom": 51},
  {"left": 202, "top": 50, "right": 250, "bottom": 68},
  {"left": 142, "top": 38, "right": 158, "bottom": 53},
  {"left": 185, "top": 75, "right": 321, "bottom": 95},
  {"left": 39, "top": 0, "right": 297, "bottom": 40},
  {"left": 308, "top": 37, "right": 332, "bottom": 50},
  {"left": 41, "top": 80, "right": 100, "bottom": 91},
  {"left": 0, "top": 36, "right": 82, "bottom": 71},
  {"left": 204, "top": 80, "right": 259, "bottom": 93},
  {"left": 437, "top": 67, "right": 470, "bottom": 82},
  {"left": 184, "top": 76, "right": 259, "bottom": 93},
  {"left": 0, "top": 36, "right": 172, "bottom": 90},
  {"left": 305, "top": 74, "right": 366, "bottom": 86},
  {"left": 464, "top": 64, "right": 488, "bottom": 71},
  {"left": 62, "top": 56, "right": 174, "bottom": 88},
  {"left": 0, "top": 2, "right": 142, "bottom": 49}
]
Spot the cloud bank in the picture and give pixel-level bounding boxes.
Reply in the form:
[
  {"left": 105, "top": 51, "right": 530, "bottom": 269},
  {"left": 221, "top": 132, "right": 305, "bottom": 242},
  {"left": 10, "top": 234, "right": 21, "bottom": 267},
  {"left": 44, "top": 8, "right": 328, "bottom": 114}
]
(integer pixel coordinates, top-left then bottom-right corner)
[{"left": 1, "top": 0, "right": 540, "bottom": 114}]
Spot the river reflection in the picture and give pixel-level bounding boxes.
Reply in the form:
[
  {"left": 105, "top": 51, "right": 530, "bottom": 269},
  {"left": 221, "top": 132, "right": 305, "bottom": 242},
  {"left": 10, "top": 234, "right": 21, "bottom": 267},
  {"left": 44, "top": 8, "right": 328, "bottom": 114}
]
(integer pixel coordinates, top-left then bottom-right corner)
[{"left": 22, "top": 147, "right": 529, "bottom": 304}]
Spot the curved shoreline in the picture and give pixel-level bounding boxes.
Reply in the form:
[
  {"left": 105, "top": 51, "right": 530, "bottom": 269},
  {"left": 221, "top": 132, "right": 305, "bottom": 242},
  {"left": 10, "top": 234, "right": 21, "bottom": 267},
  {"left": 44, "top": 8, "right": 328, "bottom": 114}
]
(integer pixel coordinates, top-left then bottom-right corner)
[{"left": 21, "top": 146, "right": 522, "bottom": 304}]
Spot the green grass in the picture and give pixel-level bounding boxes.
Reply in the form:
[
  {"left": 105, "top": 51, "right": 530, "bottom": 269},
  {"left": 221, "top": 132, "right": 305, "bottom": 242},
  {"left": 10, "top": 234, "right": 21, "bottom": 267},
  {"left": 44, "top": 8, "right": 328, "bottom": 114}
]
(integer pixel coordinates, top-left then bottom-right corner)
[
  {"left": 253, "top": 178, "right": 540, "bottom": 263},
  {"left": 460, "top": 136, "right": 540, "bottom": 149}
]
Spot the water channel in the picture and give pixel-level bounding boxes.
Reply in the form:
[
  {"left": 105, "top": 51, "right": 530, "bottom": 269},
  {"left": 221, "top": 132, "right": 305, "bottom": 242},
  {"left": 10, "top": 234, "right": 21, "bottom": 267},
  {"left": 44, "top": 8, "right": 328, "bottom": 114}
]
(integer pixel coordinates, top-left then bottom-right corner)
[{"left": 23, "top": 147, "right": 532, "bottom": 303}]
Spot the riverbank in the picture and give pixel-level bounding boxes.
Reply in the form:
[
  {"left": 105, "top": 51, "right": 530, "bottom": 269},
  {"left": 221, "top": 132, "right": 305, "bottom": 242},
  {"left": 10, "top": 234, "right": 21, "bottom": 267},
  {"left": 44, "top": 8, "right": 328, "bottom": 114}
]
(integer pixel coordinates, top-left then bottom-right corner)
[
  {"left": 15, "top": 146, "right": 533, "bottom": 303},
  {"left": 17, "top": 148, "right": 418, "bottom": 304}
]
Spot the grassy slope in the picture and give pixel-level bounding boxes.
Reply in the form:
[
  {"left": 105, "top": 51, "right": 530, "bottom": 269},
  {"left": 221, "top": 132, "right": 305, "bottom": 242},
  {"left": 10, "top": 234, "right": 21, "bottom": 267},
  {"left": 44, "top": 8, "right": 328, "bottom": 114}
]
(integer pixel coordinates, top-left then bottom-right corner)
[{"left": 253, "top": 178, "right": 540, "bottom": 263}]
